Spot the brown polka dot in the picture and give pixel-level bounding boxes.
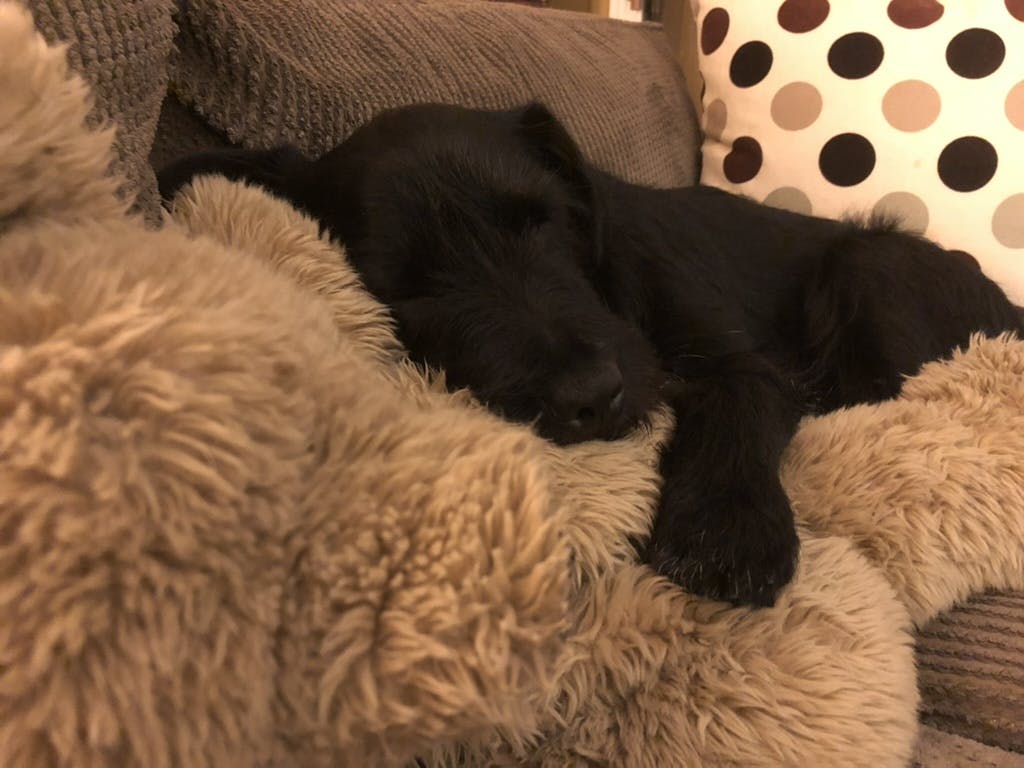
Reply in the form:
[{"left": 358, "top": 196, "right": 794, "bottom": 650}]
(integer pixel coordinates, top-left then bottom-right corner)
[
  {"left": 764, "top": 187, "right": 813, "bottom": 215},
  {"left": 946, "top": 28, "right": 1005, "bottom": 79},
  {"left": 705, "top": 98, "right": 728, "bottom": 141},
  {"left": 993, "top": 194, "right": 1024, "bottom": 247},
  {"left": 723, "top": 136, "right": 763, "bottom": 184},
  {"left": 777, "top": 0, "right": 830, "bottom": 33},
  {"left": 1006, "top": 81, "right": 1024, "bottom": 130},
  {"left": 1007, "top": 0, "right": 1024, "bottom": 22},
  {"left": 730, "top": 41, "right": 774, "bottom": 88},
  {"left": 701, "top": 8, "right": 730, "bottom": 55},
  {"left": 938, "top": 136, "right": 998, "bottom": 192},
  {"left": 872, "top": 191, "right": 930, "bottom": 233},
  {"left": 887, "top": 0, "right": 944, "bottom": 29},
  {"left": 828, "top": 32, "right": 885, "bottom": 79},
  {"left": 819, "top": 133, "right": 875, "bottom": 187},
  {"left": 771, "top": 82, "right": 822, "bottom": 130},
  {"left": 883, "top": 80, "right": 941, "bottom": 132}
]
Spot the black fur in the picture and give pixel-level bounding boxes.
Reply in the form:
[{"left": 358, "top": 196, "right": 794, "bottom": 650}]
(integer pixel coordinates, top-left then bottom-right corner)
[{"left": 159, "top": 103, "right": 1023, "bottom": 607}]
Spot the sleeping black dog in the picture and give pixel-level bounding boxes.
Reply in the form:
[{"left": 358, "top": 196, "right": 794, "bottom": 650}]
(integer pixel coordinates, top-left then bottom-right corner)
[{"left": 158, "top": 103, "right": 1023, "bottom": 607}]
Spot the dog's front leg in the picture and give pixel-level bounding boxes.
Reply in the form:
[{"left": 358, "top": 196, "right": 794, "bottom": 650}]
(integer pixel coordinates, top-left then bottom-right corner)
[{"left": 646, "top": 353, "right": 802, "bottom": 607}]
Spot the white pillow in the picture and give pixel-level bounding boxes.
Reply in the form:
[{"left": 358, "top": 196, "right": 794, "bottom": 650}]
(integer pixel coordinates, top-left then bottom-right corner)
[{"left": 693, "top": 0, "right": 1024, "bottom": 304}]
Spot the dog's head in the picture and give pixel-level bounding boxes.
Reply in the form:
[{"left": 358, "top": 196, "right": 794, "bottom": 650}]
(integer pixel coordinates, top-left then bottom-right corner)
[{"left": 315, "top": 103, "right": 661, "bottom": 444}]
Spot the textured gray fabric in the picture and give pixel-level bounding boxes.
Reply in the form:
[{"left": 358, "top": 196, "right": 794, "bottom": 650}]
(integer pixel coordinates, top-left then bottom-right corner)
[
  {"left": 916, "top": 592, "right": 1024, "bottom": 754},
  {"left": 913, "top": 726, "right": 1024, "bottom": 768},
  {"left": 22, "top": 0, "right": 176, "bottom": 220},
  {"left": 168, "top": 0, "right": 700, "bottom": 187},
  {"left": 150, "top": 93, "right": 231, "bottom": 174}
]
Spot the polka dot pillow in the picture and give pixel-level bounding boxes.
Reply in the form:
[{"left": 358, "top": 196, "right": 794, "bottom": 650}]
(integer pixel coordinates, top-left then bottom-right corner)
[{"left": 694, "top": 0, "right": 1024, "bottom": 304}]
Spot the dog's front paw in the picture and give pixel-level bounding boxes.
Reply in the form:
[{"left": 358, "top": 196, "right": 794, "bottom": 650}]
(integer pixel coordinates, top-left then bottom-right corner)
[{"left": 645, "top": 481, "right": 799, "bottom": 607}]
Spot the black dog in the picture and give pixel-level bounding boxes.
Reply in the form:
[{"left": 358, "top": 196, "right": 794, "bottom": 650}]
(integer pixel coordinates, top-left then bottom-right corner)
[{"left": 158, "top": 103, "right": 1023, "bottom": 607}]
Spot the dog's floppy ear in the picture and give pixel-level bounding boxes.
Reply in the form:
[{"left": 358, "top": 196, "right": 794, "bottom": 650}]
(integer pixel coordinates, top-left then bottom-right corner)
[
  {"left": 517, "top": 102, "right": 587, "bottom": 183},
  {"left": 515, "top": 102, "right": 604, "bottom": 265}
]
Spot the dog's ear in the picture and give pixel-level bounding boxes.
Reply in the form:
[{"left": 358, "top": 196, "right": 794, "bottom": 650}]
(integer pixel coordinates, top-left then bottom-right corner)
[
  {"left": 516, "top": 103, "right": 587, "bottom": 183},
  {"left": 515, "top": 103, "right": 604, "bottom": 265}
]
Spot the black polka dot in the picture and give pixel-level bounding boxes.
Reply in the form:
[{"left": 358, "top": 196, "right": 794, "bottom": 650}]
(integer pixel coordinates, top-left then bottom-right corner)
[
  {"left": 828, "top": 32, "right": 884, "bottom": 79},
  {"left": 938, "top": 137, "right": 998, "bottom": 191},
  {"left": 730, "top": 41, "right": 773, "bottom": 88},
  {"left": 819, "top": 133, "right": 875, "bottom": 187},
  {"left": 723, "top": 136, "right": 763, "bottom": 183},
  {"left": 701, "top": 7, "right": 730, "bottom": 55},
  {"left": 946, "top": 28, "right": 1005, "bottom": 79}
]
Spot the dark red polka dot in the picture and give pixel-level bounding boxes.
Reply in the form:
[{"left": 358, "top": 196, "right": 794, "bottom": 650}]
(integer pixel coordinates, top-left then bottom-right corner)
[
  {"left": 819, "top": 133, "right": 875, "bottom": 186},
  {"left": 828, "top": 33, "right": 885, "bottom": 79},
  {"left": 777, "top": 0, "right": 830, "bottom": 33},
  {"left": 730, "top": 41, "right": 773, "bottom": 88},
  {"left": 723, "top": 136, "right": 763, "bottom": 184},
  {"left": 1007, "top": 0, "right": 1024, "bottom": 21},
  {"left": 938, "top": 137, "right": 998, "bottom": 192},
  {"left": 701, "top": 8, "right": 730, "bottom": 55},
  {"left": 888, "top": 0, "right": 944, "bottom": 29},
  {"left": 946, "top": 28, "right": 1005, "bottom": 79}
]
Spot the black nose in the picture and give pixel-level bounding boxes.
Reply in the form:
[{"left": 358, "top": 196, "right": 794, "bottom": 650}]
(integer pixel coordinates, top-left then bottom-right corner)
[{"left": 549, "top": 360, "right": 624, "bottom": 436}]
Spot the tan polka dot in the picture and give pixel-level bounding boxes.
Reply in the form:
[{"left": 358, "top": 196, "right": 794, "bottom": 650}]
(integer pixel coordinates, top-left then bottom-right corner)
[
  {"left": 1006, "top": 80, "right": 1024, "bottom": 130},
  {"left": 770, "top": 82, "right": 823, "bottom": 131},
  {"left": 993, "top": 194, "right": 1024, "bottom": 247},
  {"left": 705, "top": 98, "right": 727, "bottom": 141},
  {"left": 882, "top": 80, "right": 941, "bottom": 132},
  {"left": 764, "top": 187, "right": 813, "bottom": 215},
  {"left": 872, "top": 191, "right": 929, "bottom": 234}
]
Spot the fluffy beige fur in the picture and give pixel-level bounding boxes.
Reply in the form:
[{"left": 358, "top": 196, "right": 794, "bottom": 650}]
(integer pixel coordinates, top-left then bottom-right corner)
[{"left": 1, "top": 5, "right": 1022, "bottom": 766}]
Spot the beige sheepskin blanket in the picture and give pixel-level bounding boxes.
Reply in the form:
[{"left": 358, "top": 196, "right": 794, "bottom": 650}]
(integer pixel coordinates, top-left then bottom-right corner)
[{"left": 2, "top": 6, "right": 1023, "bottom": 766}]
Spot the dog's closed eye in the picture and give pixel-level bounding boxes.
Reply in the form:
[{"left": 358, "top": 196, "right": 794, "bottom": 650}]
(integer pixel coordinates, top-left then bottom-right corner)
[{"left": 493, "top": 193, "right": 550, "bottom": 232}]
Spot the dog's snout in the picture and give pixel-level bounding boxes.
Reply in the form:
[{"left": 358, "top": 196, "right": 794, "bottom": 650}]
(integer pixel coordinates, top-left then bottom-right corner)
[{"left": 550, "top": 360, "right": 624, "bottom": 436}]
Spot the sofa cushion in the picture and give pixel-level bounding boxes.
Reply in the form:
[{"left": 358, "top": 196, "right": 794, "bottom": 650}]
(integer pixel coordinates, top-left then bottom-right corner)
[
  {"left": 693, "top": 1, "right": 1024, "bottom": 304},
  {"left": 23, "top": 0, "right": 176, "bottom": 220},
  {"left": 916, "top": 592, "right": 1024, "bottom": 753},
  {"left": 168, "top": 0, "right": 700, "bottom": 188}
]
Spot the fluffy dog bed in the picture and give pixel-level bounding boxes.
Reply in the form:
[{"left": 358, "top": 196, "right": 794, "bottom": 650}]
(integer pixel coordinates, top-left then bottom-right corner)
[{"left": 1, "top": 6, "right": 1023, "bottom": 766}]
